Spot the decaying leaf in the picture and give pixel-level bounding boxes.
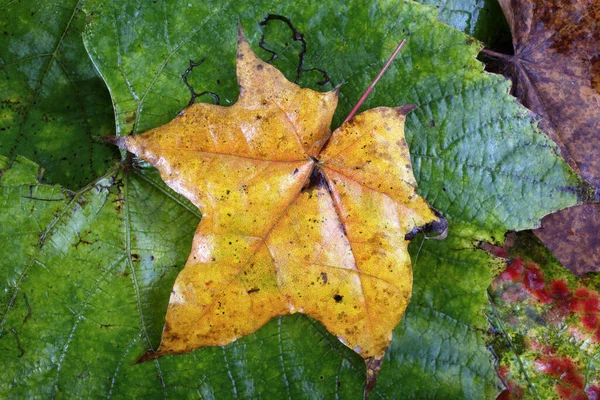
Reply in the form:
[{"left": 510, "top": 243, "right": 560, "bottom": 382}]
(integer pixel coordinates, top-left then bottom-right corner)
[
  {"left": 490, "top": 0, "right": 600, "bottom": 275},
  {"left": 486, "top": 232, "right": 600, "bottom": 400},
  {"left": 105, "top": 28, "right": 445, "bottom": 391}
]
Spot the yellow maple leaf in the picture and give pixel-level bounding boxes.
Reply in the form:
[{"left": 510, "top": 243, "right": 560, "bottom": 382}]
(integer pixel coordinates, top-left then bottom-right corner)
[{"left": 106, "top": 27, "right": 446, "bottom": 392}]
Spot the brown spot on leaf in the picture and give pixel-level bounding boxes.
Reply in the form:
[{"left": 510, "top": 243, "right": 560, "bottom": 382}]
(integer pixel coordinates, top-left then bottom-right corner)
[
  {"left": 125, "top": 113, "right": 136, "bottom": 124},
  {"left": 320, "top": 272, "right": 328, "bottom": 284}
]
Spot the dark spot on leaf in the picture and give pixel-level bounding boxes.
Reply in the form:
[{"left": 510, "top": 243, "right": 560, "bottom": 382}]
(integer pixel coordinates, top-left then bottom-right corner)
[
  {"left": 334, "top": 294, "right": 343, "bottom": 303},
  {"left": 125, "top": 113, "right": 136, "bottom": 124},
  {"left": 405, "top": 210, "right": 448, "bottom": 240},
  {"left": 320, "top": 272, "right": 328, "bottom": 284}
]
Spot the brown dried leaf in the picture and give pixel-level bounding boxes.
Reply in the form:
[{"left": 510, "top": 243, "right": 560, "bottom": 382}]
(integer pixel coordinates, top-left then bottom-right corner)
[{"left": 495, "top": 0, "right": 600, "bottom": 274}]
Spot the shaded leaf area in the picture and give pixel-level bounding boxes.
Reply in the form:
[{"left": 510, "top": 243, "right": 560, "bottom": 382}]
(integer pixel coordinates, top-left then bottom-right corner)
[
  {"left": 487, "top": 232, "right": 600, "bottom": 399},
  {"left": 0, "top": 156, "right": 366, "bottom": 398},
  {"left": 416, "top": 0, "right": 512, "bottom": 49},
  {"left": 0, "top": 0, "right": 118, "bottom": 187},
  {"left": 490, "top": 0, "right": 600, "bottom": 275}
]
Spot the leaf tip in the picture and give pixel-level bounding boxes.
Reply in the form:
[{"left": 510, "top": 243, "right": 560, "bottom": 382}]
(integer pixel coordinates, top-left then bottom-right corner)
[
  {"left": 136, "top": 349, "right": 160, "bottom": 364},
  {"left": 237, "top": 21, "right": 246, "bottom": 45},
  {"left": 395, "top": 104, "right": 418, "bottom": 116},
  {"left": 97, "top": 135, "right": 129, "bottom": 149},
  {"left": 365, "top": 356, "right": 383, "bottom": 397},
  {"left": 576, "top": 179, "right": 600, "bottom": 204}
]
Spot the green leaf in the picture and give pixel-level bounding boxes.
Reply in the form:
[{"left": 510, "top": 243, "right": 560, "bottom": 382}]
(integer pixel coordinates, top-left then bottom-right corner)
[
  {"left": 487, "top": 232, "right": 600, "bottom": 399},
  {"left": 0, "top": 155, "right": 366, "bottom": 398},
  {"left": 0, "top": 0, "right": 118, "bottom": 187},
  {"left": 1, "top": 0, "right": 586, "bottom": 398}
]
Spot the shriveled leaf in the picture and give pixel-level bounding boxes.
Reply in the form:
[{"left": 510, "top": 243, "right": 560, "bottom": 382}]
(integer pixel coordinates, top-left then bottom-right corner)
[
  {"left": 0, "top": 0, "right": 118, "bottom": 187},
  {"left": 487, "top": 232, "right": 600, "bottom": 399},
  {"left": 492, "top": 0, "right": 600, "bottom": 275}
]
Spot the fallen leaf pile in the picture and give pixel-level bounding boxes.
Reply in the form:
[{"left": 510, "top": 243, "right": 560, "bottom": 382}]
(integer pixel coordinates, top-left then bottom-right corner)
[{"left": 106, "top": 28, "right": 445, "bottom": 391}]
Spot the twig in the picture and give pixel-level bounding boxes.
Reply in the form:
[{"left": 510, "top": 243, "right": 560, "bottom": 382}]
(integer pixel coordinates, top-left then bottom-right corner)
[{"left": 343, "top": 39, "right": 406, "bottom": 124}]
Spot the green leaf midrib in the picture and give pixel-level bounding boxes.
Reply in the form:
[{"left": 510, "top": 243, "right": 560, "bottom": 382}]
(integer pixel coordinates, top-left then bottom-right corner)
[{"left": 122, "top": 171, "right": 169, "bottom": 398}]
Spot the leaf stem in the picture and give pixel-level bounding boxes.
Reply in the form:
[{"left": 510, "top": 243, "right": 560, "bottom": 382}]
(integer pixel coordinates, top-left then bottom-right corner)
[
  {"left": 480, "top": 48, "right": 513, "bottom": 61},
  {"left": 343, "top": 39, "right": 406, "bottom": 125}
]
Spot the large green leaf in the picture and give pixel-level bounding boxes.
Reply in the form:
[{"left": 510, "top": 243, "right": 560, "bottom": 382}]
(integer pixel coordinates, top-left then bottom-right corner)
[
  {"left": 1, "top": 0, "right": 587, "bottom": 398},
  {"left": 0, "top": 0, "right": 118, "bottom": 187}
]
